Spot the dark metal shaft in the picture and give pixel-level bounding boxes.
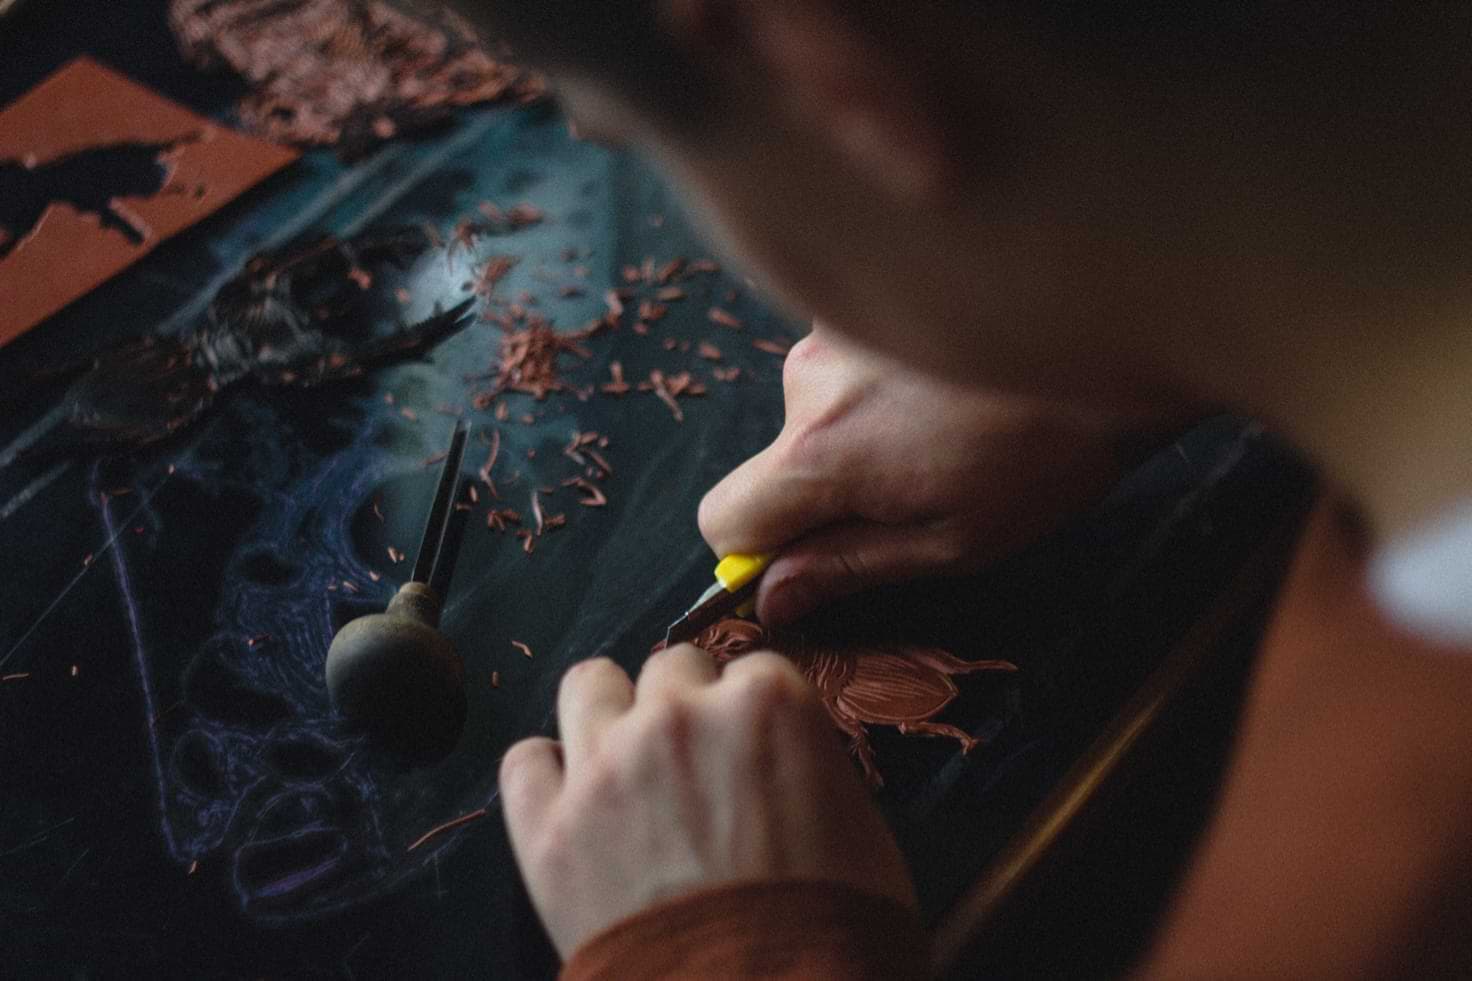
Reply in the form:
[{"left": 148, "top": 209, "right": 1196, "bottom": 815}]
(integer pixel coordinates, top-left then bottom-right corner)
[
  {"left": 427, "top": 500, "right": 470, "bottom": 601},
  {"left": 410, "top": 420, "right": 469, "bottom": 584}
]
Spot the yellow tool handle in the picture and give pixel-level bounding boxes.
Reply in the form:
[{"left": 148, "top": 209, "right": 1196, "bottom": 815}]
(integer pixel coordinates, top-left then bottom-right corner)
[{"left": 713, "top": 552, "right": 774, "bottom": 592}]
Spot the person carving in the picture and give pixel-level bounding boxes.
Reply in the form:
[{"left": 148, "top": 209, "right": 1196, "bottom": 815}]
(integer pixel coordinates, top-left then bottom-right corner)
[{"left": 441, "top": 2, "right": 1472, "bottom": 976}]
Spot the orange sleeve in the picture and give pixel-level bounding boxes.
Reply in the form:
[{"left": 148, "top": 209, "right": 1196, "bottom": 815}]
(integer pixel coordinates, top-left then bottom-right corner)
[
  {"left": 1140, "top": 500, "right": 1472, "bottom": 976},
  {"left": 559, "top": 879, "right": 930, "bottom": 981}
]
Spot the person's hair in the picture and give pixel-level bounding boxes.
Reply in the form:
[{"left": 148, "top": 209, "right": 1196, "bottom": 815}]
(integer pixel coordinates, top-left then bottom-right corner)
[
  {"left": 430, "top": 0, "right": 716, "bottom": 121},
  {"left": 432, "top": 2, "right": 1262, "bottom": 110},
  {"left": 427, "top": 1, "right": 1444, "bottom": 136}
]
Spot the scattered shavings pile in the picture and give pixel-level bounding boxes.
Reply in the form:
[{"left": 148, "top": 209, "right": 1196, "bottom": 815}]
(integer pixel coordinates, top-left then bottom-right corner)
[
  {"left": 368, "top": 198, "right": 795, "bottom": 581},
  {"left": 473, "top": 315, "right": 594, "bottom": 403},
  {"left": 169, "top": 0, "right": 544, "bottom": 157}
]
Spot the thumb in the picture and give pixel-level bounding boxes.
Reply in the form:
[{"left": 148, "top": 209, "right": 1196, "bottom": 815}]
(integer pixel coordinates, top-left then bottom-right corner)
[
  {"left": 697, "top": 439, "right": 849, "bottom": 557},
  {"left": 755, "top": 519, "right": 965, "bottom": 626}
]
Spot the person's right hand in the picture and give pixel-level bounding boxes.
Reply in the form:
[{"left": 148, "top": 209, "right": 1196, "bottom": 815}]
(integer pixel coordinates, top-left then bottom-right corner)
[
  {"left": 500, "top": 646, "right": 916, "bottom": 959},
  {"left": 699, "top": 325, "right": 1156, "bottom": 625}
]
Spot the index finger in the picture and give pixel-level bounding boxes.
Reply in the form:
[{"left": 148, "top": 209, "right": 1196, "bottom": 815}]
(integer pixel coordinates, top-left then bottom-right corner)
[{"left": 697, "top": 439, "right": 848, "bottom": 558}]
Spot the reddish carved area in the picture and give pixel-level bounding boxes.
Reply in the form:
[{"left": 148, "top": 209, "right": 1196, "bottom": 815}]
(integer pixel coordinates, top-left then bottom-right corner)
[
  {"left": 0, "top": 58, "right": 297, "bottom": 347},
  {"left": 170, "top": 0, "right": 545, "bottom": 157},
  {"left": 670, "top": 618, "right": 1018, "bottom": 788}
]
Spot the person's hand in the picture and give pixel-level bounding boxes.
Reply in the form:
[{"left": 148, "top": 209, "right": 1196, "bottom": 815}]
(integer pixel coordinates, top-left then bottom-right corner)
[
  {"left": 699, "top": 325, "right": 1141, "bottom": 625},
  {"left": 499, "top": 647, "right": 915, "bottom": 959}
]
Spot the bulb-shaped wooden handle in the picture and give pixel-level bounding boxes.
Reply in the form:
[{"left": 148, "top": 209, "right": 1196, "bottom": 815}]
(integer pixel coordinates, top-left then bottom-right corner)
[{"left": 325, "top": 582, "right": 466, "bottom": 762}]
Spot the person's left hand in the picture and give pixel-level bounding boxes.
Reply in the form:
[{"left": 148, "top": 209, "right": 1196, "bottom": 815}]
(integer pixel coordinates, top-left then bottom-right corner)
[{"left": 499, "top": 646, "right": 916, "bottom": 958}]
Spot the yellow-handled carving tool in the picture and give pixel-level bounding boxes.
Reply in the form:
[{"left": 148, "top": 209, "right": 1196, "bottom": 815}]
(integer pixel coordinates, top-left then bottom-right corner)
[{"left": 663, "top": 552, "right": 774, "bottom": 647}]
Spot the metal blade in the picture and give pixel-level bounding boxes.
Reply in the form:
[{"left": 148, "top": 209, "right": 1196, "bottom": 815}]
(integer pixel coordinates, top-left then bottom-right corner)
[
  {"left": 411, "top": 419, "right": 469, "bottom": 584},
  {"left": 663, "top": 579, "right": 757, "bottom": 648}
]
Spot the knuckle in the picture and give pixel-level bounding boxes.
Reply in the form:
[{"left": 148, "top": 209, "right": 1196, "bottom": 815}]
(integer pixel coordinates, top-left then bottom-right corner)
[
  {"left": 565, "top": 656, "right": 616, "bottom": 683},
  {"left": 783, "top": 333, "right": 824, "bottom": 383},
  {"left": 639, "top": 645, "right": 694, "bottom": 685},
  {"left": 559, "top": 656, "right": 623, "bottom": 699},
  {"left": 642, "top": 644, "right": 685, "bottom": 670},
  {"left": 681, "top": 643, "right": 720, "bottom": 669},
  {"left": 499, "top": 740, "right": 549, "bottom": 796},
  {"left": 790, "top": 331, "right": 823, "bottom": 360},
  {"left": 499, "top": 739, "right": 538, "bottom": 779},
  {"left": 726, "top": 654, "right": 815, "bottom": 721}
]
